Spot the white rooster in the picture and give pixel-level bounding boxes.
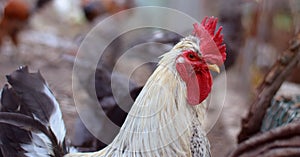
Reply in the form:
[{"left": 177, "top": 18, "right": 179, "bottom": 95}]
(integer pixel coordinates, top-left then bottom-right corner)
[{"left": 66, "top": 16, "right": 226, "bottom": 157}]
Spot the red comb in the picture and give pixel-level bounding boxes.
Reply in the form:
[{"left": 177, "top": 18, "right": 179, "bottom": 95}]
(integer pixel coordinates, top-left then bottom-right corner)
[{"left": 193, "top": 17, "right": 226, "bottom": 66}]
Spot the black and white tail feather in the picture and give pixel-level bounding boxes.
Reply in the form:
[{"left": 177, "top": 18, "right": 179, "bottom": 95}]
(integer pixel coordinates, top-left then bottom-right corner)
[{"left": 0, "top": 66, "right": 69, "bottom": 157}]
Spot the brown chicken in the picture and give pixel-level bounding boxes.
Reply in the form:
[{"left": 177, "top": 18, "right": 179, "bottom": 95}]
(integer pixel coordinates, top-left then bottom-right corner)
[
  {"left": 0, "top": 0, "right": 52, "bottom": 48},
  {"left": 0, "top": 0, "right": 30, "bottom": 47}
]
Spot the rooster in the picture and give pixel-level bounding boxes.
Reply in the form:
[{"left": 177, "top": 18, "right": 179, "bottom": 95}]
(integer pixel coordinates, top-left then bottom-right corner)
[
  {"left": 0, "top": 16, "right": 226, "bottom": 157},
  {"left": 66, "top": 16, "right": 226, "bottom": 157},
  {"left": 0, "top": 0, "right": 52, "bottom": 48}
]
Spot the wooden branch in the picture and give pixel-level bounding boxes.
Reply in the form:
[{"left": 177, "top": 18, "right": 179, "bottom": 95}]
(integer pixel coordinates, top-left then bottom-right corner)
[
  {"left": 237, "top": 33, "right": 300, "bottom": 143},
  {"left": 229, "top": 122, "right": 300, "bottom": 157}
]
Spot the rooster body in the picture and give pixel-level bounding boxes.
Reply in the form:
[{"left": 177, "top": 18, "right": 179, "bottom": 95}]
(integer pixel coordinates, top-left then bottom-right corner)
[{"left": 66, "top": 17, "right": 226, "bottom": 157}]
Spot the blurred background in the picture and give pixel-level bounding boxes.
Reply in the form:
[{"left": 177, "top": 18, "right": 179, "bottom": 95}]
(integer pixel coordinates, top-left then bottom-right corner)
[{"left": 0, "top": 0, "right": 299, "bottom": 156}]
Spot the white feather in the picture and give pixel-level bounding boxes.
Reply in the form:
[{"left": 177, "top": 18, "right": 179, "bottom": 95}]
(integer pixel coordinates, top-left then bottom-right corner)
[
  {"left": 68, "top": 146, "right": 79, "bottom": 153},
  {"left": 43, "top": 85, "right": 66, "bottom": 144},
  {"left": 0, "top": 89, "right": 2, "bottom": 104},
  {"left": 22, "top": 133, "right": 53, "bottom": 157}
]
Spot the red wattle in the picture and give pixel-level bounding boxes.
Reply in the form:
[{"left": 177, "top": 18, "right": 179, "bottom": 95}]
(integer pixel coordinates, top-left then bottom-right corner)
[
  {"left": 186, "top": 74, "right": 201, "bottom": 105},
  {"left": 176, "top": 62, "right": 212, "bottom": 106}
]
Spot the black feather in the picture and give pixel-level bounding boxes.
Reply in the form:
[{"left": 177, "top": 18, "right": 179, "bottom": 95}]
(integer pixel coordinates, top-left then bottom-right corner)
[
  {"left": 0, "top": 112, "right": 66, "bottom": 157},
  {"left": 0, "top": 112, "right": 48, "bottom": 133},
  {"left": 0, "top": 122, "right": 30, "bottom": 157},
  {"left": 1, "top": 85, "right": 20, "bottom": 112},
  {"left": 6, "top": 66, "right": 55, "bottom": 125},
  {"left": 0, "top": 66, "right": 68, "bottom": 157},
  {"left": 0, "top": 84, "right": 32, "bottom": 157},
  {"left": 102, "top": 86, "right": 143, "bottom": 127},
  {"left": 72, "top": 85, "right": 143, "bottom": 152}
]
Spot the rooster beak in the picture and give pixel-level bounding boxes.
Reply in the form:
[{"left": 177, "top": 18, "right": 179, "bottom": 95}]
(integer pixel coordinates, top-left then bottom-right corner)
[{"left": 207, "top": 64, "right": 220, "bottom": 73}]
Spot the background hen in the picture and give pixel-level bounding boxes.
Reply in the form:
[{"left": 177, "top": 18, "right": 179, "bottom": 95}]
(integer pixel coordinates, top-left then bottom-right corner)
[
  {"left": 0, "top": 0, "right": 52, "bottom": 50},
  {"left": 71, "top": 67, "right": 143, "bottom": 152}
]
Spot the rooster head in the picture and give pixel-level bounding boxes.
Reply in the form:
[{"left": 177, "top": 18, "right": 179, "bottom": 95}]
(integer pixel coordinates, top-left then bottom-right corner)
[{"left": 172, "top": 16, "right": 226, "bottom": 106}]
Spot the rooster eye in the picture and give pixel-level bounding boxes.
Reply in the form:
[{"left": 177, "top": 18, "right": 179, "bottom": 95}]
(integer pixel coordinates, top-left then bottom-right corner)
[{"left": 188, "top": 53, "right": 197, "bottom": 60}]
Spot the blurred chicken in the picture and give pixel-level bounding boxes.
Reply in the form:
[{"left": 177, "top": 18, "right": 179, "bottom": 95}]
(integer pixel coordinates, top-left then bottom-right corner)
[
  {"left": 0, "top": 0, "right": 30, "bottom": 47},
  {"left": 71, "top": 67, "right": 143, "bottom": 152},
  {"left": 81, "top": 0, "right": 135, "bottom": 22},
  {"left": 0, "top": 0, "right": 52, "bottom": 48},
  {"left": 94, "top": 68, "right": 142, "bottom": 127},
  {"left": 0, "top": 66, "right": 68, "bottom": 157}
]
